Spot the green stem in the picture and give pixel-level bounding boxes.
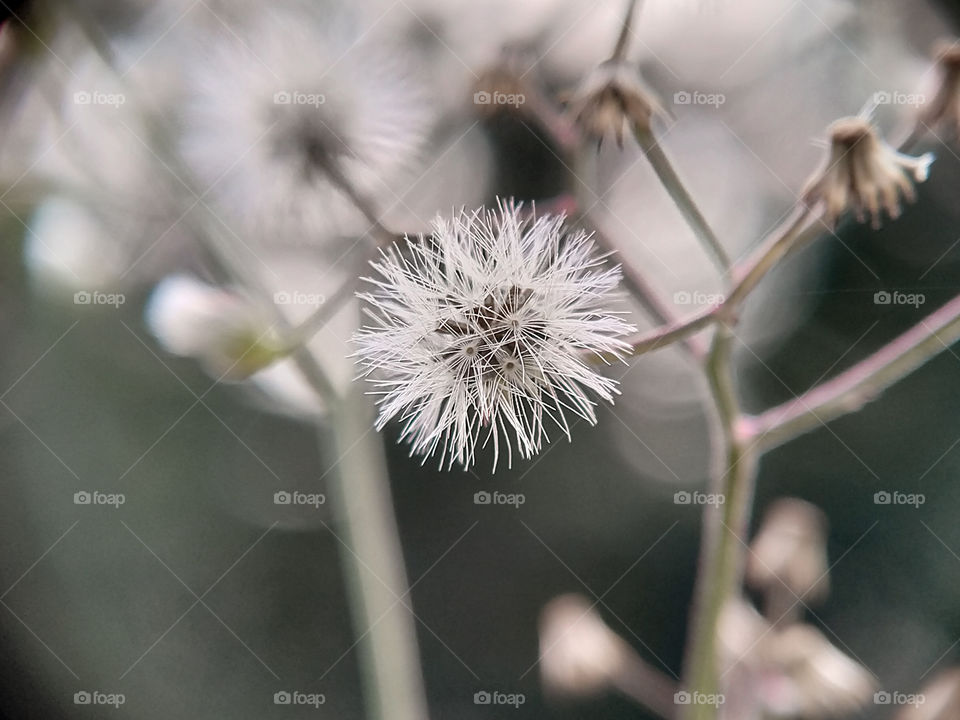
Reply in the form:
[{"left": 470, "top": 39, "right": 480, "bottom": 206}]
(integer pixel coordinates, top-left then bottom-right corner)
[
  {"left": 323, "top": 386, "right": 429, "bottom": 720},
  {"left": 721, "top": 207, "right": 817, "bottom": 314},
  {"left": 634, "top": 126, "right": 731, "bottom": 276},
  {"left": 679, "top": 325, "right": 758, "bottom": 720}
]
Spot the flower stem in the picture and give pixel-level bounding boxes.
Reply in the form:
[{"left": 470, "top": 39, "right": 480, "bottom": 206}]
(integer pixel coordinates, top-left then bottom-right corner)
[
  {"left": 570, "top": 150, "right": 708, "bottom": 359},
  {"left": 750, "top": 291, "right": 960, "bottom": 451},
  {"left": 323, "top": 385, "right": 430, "bottom": 720},
  {"left": 611, "top": 0, "right": 640, "bottom": 61},
  {"left": 721, "top": 207, "right": 818, "bottom": 314},
  {"left": 679, "top": 325, "right": 758, "bottom": 720},
  {"left": 589, "top": 305, "right": 717, "bottom": 362},
  {"left": 633, "top": 125, "right": 731, "bottom": 276}
]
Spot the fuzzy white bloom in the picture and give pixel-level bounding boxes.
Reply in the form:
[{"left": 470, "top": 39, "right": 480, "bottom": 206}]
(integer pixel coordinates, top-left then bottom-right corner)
[
  {"left": 146, "top": 275, "right": 285, "bottom": 381},
  {"left": 354, "top": 200, "right": 634, "bottom": 470},
  {"left": 180, "top": 4, "right": 432, "bottom": 247}
]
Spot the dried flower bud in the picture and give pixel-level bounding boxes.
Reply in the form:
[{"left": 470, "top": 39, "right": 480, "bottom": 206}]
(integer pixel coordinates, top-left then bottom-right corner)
[
  {"left": 893, "top": 667, "right": 960, "bottom": 720},
  {"left": 746, "top": 498, "right": 830, "bottom": 606},
  {"left": 920, "top": 40, "right": 960, "bottom": 138},
  {"left": 802, "top": 117, "right": 934, "bottom": 229},
  {"left": 539, "top": 594, "right": 628, "bottom": 697},
  {"left": 146, "top": 275, "right": 286, "bottom": 381},
  {"left": 566, "top": 60, "right": 663, "bottom": 149}
]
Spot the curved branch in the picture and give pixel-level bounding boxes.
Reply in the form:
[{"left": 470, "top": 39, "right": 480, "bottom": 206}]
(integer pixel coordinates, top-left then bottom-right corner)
[{"left": 750, "top": 292, "right": 960, "bottom": 450}]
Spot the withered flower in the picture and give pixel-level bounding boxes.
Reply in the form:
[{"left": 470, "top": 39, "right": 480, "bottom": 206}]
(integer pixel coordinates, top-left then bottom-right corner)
[
  {"left": 802, "top": 117, "right": 933, "bottom": 229},
  {"left": 565, "top": 60, "right": 664, "bottom": 149}
]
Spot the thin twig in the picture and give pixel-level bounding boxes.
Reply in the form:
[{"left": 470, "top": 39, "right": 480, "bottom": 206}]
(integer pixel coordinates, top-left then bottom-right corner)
[
  {"left": 634, "top": 125, "right": 731, "bottom": 276},
  {"left": 721, "top": 206, "right": 818, "bottom": 315},
  {"left": 611, "top": 0, "right": 640, "bottom": 62},
  {"left": 589, "top": 305, "right": 717, "bottom": 363}
]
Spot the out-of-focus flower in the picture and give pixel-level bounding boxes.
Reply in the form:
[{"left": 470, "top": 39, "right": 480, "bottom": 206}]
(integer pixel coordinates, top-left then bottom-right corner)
[
  {"left": 25, "top": 195, "right": 128, "bottom": 295},
  {"left": 353, "top": 200, "right": 633, "bottom": 470},
  {"left": 538, "top": 594, "right": 677, "bottom": 717},
  {"left": 920, "top": 39, "right": 960, "bottom": 139},
  {"left": 539, "top": 594, "right": 628, "bottom": 697},
  {"left": 565, "top": 60, "right": 664, "bottom": 148},
  {"left": 893, "top": 667, "right": 960, "bottom": 720},
  {"left": 746, "top": 498, "right": 830, "bottom": 609},
  {"left": 180, "top": 4, "right": 432, "bottom": 249},
  {"left": 802, "top": 117, "right": 934, "bottom": 229},
  {"left": 146, "top": 275, "right": 286, "bottom": 381},
  {"left": 719, "top": 599, "right": 875, "bottom": 719}
]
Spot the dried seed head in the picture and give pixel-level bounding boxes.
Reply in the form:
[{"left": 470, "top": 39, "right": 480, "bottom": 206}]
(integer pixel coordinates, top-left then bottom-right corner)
[
  {"left": 566, "top": 60, "right": 663, "bottom": 149},
  {"left": 802, "top": 117, "right": 934, "bottom": 229}
]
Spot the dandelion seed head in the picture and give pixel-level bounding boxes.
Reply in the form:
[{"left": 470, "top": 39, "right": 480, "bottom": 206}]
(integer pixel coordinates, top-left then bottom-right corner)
[{"left": 353, "top": 200, "right": 634, "bottom": 471}]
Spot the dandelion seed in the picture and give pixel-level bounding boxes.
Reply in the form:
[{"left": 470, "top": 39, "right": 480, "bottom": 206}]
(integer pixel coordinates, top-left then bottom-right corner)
[
  {"left": 353, "top": 200, "right": 634, "bottom": 470},
  {"left": 802, "top": 117, "right": 933, "bottom": 229}
]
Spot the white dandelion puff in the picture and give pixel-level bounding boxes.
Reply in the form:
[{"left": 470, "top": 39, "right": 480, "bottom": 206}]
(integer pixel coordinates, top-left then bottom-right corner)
[
  {"left": 179, "top": 4, "right": 432, "bottom": 248},
  {"left": 353, "top": 200, "right": 635, "bottom": 471}
]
